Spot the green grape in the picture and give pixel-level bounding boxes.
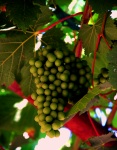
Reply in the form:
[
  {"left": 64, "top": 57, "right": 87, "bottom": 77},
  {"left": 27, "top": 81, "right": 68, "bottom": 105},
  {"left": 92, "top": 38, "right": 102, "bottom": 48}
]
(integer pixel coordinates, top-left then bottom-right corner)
[
  {"left": 58, "top": 112, "right": 65, "bottom": 120},
  {"left": 37, "top": 109, "right": 43, "bottom": 115},
  {"left": 56, "top": 87, "right": 62, "bottom": 93},
  {"left": 44, "top": 89, "right": 51, "bottom": 96},
  {"left": 70, "top": 74, "right": 77, "bottom": 82},
  {"left": 39, "top": 113, "right": 46, "bottom": 121},
  {"left": 52, "top": 98, "right": 58, "bottom": 103},
  {"left": 55, "top": 59, "right": 62, "bottom": 67},
  {"left": 44, "top": 70, "right": 50, "bottom": 76},
  {"left": 55, "top": 130, "right": 60, "bottom": 137},
  {"left": 50, "top": 111, "right": 57, "bottom": 118},
  {"left": 52, "top": 120, "right": 61, "bottom": 130},
  {"left": 36, "top": 87, "right": 44, "bottom": 95},
  {"left": 46, "top": 130, "right": 55, "bottom": 138},
  {"left": 42, "top": 123, "right": 52, "bottom": 132},
  {"left": 40, "top": 75, "right": 48, "bottom": 82},
  {"left": 62, "top": 90, "right": 69, "bottom": 97},
  {"left": 49, "top": 84, "right": 56, "bottom": 90},
  {"left": 29, "top": 58, "right": 35, "bottom": 66},
  {"left": 79, "top": 68, "right": 85, "bottom": 75},
  {"left": 50, "top": 102, "right": 57, "bottom": 110},
  {"left": 57, "top": 103, "right": 64, "bottom": 111},
  {"left": 35, "top": 60, "right": 43, "bottom": 68},
  {"left": 50, "top": 68, "right": 57, "bottom": 74},
  {"left": 48, "top": 74, "right": 56, "bottom": 82},
  {"left": 37, "top": 68, "right": 44, "bottom": 75},
  {"left": 34, "top": 77, "right": 40, "bottom": 84},
  {"left": 42, "top": 49, "right": 48, "bottom": 56},
  {"left": 32, "top": 72, "right": 38, "bottom": 77},
  {"left": 60, "top": 73, "right": 69, "bottom": 82},
  {"left": 45, "top": 115, "right": 53, "bottom": 122},
  {"left": 30, "top": 66, "right": 37, "bottom": 74},
  {"left": 64, "top": 57, "right": 71, "bottom": 63},
  {"left": 42, "top": 83, "right": 49, "bottom": 89},
  {"left": 34, "top": 115, "right": 39, "bottom": 122},
  {"left": 68, "top": 82, "right": 75, "bottom": 89},
  {"left": 37, "top": 102, "right": 43, "bottom": 109},
  {"left": 51, "top": 90, "right": 58, "bottom": 97},
  {"left": 45, "top": 60, "right": 53, "bottom": 68},
  {"left": 36, "top": 95, "right": 45, "bottom": 102},
  {"left": 47, "top": 53, "right": 56, "bottom": 62},
  {"left": 54, "top": 79, "right": 61, "bottom": 86},
  {"left": 43, "top": 107, "right": 51, "bottom": 115},
  {"left": 31, "top": 92, "right": 37, "bottom": 100},
  {"left": 79, "top": 76, "right": 86, "bottom": 84},
  {"left": 44, "top": 101, "right": 50, "bottom": 107},
  {"left": 58, "top": 66, "right": 64, "bottom": 72},
  {"left": 61, "top": 82, "right": 68, "bottom": 89},
  {"left": 54, "top": 50, "right": 63, "bottom": 59},
  {"left": 99, "top": 76, "right": 106, "bottom": 83},
  {"left": 46, "top": 95, "right": 52, "bottom": 101}
]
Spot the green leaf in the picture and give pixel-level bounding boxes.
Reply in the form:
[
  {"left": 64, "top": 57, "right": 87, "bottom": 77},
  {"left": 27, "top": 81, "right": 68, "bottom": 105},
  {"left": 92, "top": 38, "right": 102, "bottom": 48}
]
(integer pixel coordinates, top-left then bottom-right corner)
[
  {"left": 107, "top": 46, "right": 117, "bottom": 89},
  {"left": 0, "top": 30, "right": 35, "bottom": 87},
  {"left": 6, "top": 0, "right": 41, "bottom": 31},
  {"left": 66, "top": 86, "right": 101, "bottom": 118},
  {"left": 42, "top": 27, "right": 68, "bottom": 48},
  {"left": 20, "top": 63, "right": 36, "bottom": 96},
  {"left": 85, "top": 52, "right": 108, "bottom": 78},
  {"left": 33, "top": 6, "right": 52, "bottom": 31},
  {"left": 79, "top": 15, "right": 117, "bottom": 55},
  {"left": 88, "top": 0, "right": 117, "bottom": 13},
  {"left": 66, "top": 82, "right": 112, "bottom": 118},
  {"left": 0, "top": 92, "right": 22, "bottom": 130}
]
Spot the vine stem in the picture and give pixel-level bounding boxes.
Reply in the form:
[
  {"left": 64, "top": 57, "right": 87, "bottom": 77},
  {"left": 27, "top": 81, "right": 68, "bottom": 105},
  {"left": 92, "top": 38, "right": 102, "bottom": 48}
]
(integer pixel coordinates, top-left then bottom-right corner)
[
  {"left": 35, "top": 12, "right": 83, "bottom": 35},
  {"left": 87, "top": 111, "right": 100, "bottom": 136}
]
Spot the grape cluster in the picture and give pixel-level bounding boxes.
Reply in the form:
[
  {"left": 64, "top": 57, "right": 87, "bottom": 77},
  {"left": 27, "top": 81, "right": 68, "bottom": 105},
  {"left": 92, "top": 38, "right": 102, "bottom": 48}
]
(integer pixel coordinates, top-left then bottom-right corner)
[
  {"left": 93, "top": 68, "right": 109, "bottom": 86},
  {"left": 29, "top": 45, "right": 92, "bottom": 138}
]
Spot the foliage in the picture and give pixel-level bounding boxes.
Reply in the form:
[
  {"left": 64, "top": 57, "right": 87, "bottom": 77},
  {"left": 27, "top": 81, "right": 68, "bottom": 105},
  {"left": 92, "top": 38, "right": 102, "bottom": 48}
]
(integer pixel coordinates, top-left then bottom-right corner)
[{"left": 0, "top": 0, "right": 117, "bottom": 149}]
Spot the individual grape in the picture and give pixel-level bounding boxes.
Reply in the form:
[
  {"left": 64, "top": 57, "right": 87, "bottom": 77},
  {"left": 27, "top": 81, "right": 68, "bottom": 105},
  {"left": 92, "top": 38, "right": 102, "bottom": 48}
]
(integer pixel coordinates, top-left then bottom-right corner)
[
  {"left": 36, "top": 88, "right": 44, "bottom": 95},
  {"left": 36, "top": 95, "right": 45, "bottom": 102},
  {"left": 50, "top": 111, "right": 57, "bottom": 118},
  {"left": 56, "top": 87, "right": 62, "bottom": 93},
  {"left": 79, "top": 68, "right": 85, "bottom": 75},
  {"left": 44, "top": 101, "right": 50, "bottom": 107},
  {"left": 46, "top": 95, "right": 52, "bottom": 101},
  {"left": 50, "top": 68, "right": 57, "bottom": 74},
  {"left": 50, "top": 103, "right": 57, "bottom": 110},
  {"left": 70, "top": 74, "right": 77, "bottom": 82},
  {"left": 54, "top": 50, "right": 63, "bottom": 59},
  {"left": 44, "top": 89, "right": 51, "bottom": 96},
  {"left": 58, "top": 66, "right": 64, "bottom": 72},
  {"left": 34, "top": 115, "right": 39, "bottom": 122},
  {"left": 79, "top": 76, "right": 86, "bottom": 85},
  {"left": 52, "top": 98, "right": 58, "bottom": 103},
  {"left": 45, "top": 60, "right": 53, "bottom": 68},
  {"left": 37, "top": 109, "right": 43, "bottom": 115},
  {"left": 60, "top": 73, "right": 69, "bottom": 82},
  {"left": 29, "top": 58, "right": 35, "bottom": 66},
  {"left": 57, "top": 103, "right": 64, "bottom": 111},
  {"left": 47, "top": 53, "right": 56, "bottom": 62},
  {"left": 53, "top": 79, "right": 61, "bottom": 86},
  {"left": 37, "top": 68, "right": 44, "bottom": 75},
  {"left": 49, "top": 84, "right": 56, "bottom": 90},
  {"left": 42, "top": 123, "right": 51, "bottom": 132},
  {"left": 31, "top": 92, "right": 37, "bottom": 100},
  {"left": 46, "top": 130, "right": 55, "bottom": 138},
  {"left": 45, "top": 115, "right": 53, "bottom": 122},
  {"left": 52, "top": 120, "right": 61, "bottom": 130},
  {"left": 42, "top": 83, "right": 49, "bottom": 89},
  {"left": 36, "top": 102, "right": 43, "bottom": 109},
  {"left": 35, "top": 60, "right": 43, "bottom": 68},
  {"left": 30, "top": 66, "right": 37, "bottom": 74},
  {"left": 55, "top": 59, "right": 62, "bottom": 67},
  {"left": 39, "top": 113, "right": 46, "bottom": 121},
  {"left": 43, "top": 107, "right": 51, "bottom": 115},
  {"left": 34, "top": 77, "right": 40, "bottom": 84},
  {"left": 61, "top": 82, "right": 68, "bottom": 89},
  {"left": 48, "top": 74, "right": 56, "bottom": 82},
  {"left": 40, "top": 75, "right": 48, "bottom": 82},
  {"left": 51, "top": 90, "right": 58, "bottom": 97},
  {"left": 64, "top": 57, "right": 71, "bottom": 63},
  {"left": 44, "top": 70, "right": 50, "bottom": 76},
  {"left": 55, "top": 130, "right": 60, "bottom": 137},
  {"left": 58, "top": 112, "right": 65, "bottom": 120}
]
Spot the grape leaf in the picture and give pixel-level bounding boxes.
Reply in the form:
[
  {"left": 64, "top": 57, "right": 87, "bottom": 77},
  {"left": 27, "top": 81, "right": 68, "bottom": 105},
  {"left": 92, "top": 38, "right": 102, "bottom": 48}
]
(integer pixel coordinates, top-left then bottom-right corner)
[
  {"left": 107, "top": 46, "right": 117, "bottom": 89},
  {"left": 79, "top": 15, "right": 117, "bottom": 55},
  {"left": 20, "top": 63, "right": 36, "bottom": 96},
  {"left": 6, "top": 0, "right": 41, "bottom": 31},
  {"left": 85, "top": 51, "right": 108, "bottom": 78},
  {"left": 88, "top": 132, "right": 116, "bottom": 148},
  {"left": 88, "top": 0, "right": 117, "bottom": 13},
  {"left": 33, "top": 6, "right": 52, "bottom": 31},
  {"left": 42, "top": 27, "right": 68, "bottom": 49},
  {"left": 66, "top": 82, "right": 113, "bottom": 118},
  {"left": 0, "top": 30, "right": 35, "bottom": 87}
]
